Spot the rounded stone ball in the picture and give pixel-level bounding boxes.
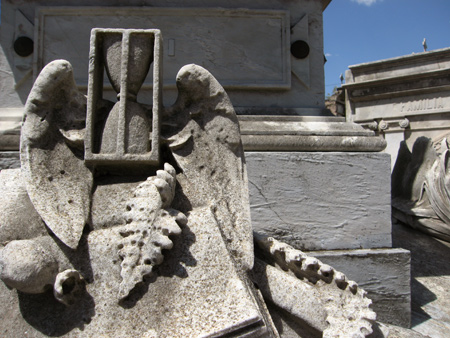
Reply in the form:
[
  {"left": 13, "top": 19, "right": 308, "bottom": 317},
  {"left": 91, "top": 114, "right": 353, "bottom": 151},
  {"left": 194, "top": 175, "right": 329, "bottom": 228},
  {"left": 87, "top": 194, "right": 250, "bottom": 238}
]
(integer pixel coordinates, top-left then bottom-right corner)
[{"left": 0, "top": 239, "right": 58, "bottom": 294}]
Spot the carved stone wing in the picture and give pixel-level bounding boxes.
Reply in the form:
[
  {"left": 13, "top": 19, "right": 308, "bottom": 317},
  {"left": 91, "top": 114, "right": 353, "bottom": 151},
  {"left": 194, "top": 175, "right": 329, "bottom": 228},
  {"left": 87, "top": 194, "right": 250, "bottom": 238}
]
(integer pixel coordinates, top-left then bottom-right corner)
[
  {"left": 21, "top": 60, "right": 92, "bottom": 249},
  {"left": 163, "top": 64, "right": 254, "bottom": 271}
]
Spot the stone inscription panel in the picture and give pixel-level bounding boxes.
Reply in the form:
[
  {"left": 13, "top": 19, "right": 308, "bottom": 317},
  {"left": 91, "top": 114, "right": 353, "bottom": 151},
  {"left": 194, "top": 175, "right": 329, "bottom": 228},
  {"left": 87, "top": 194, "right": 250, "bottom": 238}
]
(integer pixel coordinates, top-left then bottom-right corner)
[
  {"left": 354, "top": 92, "right": 450, "bottom": 122},
  {"left": 35, "top": 7, "right": 290, "bottom": 89},
  {"left": 393, "top": 97, "right": 446, "bottom": 114}
]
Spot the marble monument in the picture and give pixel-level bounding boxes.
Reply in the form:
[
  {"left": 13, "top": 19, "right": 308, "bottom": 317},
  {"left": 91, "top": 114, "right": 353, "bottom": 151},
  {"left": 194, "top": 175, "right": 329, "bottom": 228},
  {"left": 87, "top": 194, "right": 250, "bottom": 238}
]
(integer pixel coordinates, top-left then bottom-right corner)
[{"left": 0, "top": 28, "right": 379, "bottom": 337}]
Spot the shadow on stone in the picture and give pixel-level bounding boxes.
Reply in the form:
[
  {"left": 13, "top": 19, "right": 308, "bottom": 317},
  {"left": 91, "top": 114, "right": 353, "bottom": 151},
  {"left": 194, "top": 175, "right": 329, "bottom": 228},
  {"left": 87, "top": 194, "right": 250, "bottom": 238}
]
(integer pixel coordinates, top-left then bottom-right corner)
[
  {"left": 18, "top": 287, "right": 95, "bottom": 336},
  {"left": 393, "top": 221, "right": 450, "bottom": 277},
  {"left": 392, "top": 221, "right": 447, "bottom": 328},
  {"left": 160, "top": 221, "right": 197, "bottom": 277},
  {"left": 118, "top": 273, "right": 158, "bottom": 309},
  {"left": 51, "top": 227, "right": 95, "bottom": 284},
  {"left": 410, "top": 278, "right": 434, "bottom": 327},
  {"left": 266, "top": 302, "right": 322, "bottom": 338}
]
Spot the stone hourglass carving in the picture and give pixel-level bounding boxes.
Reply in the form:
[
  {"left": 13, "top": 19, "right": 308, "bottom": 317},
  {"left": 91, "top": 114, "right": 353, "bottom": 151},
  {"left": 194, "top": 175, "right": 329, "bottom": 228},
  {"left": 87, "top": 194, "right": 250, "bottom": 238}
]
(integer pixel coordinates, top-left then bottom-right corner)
[{"left": 85, "top": 28, "right": 162, "bottom": 169}]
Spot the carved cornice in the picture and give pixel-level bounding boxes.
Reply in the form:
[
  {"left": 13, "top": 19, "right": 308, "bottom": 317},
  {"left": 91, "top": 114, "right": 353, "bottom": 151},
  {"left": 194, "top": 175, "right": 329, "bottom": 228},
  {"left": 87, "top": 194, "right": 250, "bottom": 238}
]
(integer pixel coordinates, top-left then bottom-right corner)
[
  {"left": 348, "top": 47, "right": 450, "bottom": 74},
  {"left": 344, "top": 68, "right": 450, "bottom": 103},
  {"left": 238, "top": 115, "right": 386, "bottom": 151}
]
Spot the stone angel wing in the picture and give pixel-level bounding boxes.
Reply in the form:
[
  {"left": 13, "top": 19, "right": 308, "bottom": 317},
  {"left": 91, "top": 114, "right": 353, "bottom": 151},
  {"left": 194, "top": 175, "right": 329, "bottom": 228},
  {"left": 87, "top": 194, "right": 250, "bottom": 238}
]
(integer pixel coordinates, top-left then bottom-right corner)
[
  {"left": 162, "top": 64, "right": 254, "bottom": 271},
  {"left": 20, "top": 60, "right": 93, "bottom": 249}
]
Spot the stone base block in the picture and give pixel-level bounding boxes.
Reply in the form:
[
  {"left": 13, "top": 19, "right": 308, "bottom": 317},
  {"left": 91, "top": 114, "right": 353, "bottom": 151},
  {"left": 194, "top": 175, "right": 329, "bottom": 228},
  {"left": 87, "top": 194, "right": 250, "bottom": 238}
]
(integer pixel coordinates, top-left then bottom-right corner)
[
  {"left": 246, "top": 151, "right": 392, "bottom": 251},
  {"left": 310, "top": 248, "right": 411, "bottom": 328}
]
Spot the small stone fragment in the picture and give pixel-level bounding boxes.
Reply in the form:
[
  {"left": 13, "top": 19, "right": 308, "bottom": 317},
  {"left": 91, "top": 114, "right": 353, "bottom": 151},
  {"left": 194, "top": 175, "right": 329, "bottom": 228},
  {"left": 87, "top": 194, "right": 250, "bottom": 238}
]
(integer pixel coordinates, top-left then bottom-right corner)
[{"left": 53, "top": 269, "right": 85, "bottom": 306}]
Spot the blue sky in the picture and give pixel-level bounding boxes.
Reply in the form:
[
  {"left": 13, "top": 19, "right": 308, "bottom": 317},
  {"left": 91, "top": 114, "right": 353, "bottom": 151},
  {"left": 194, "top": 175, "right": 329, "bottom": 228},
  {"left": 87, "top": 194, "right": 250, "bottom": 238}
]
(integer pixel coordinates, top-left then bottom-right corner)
[{"left": 324, "top": 0, "right": 450, "bottom": 95}]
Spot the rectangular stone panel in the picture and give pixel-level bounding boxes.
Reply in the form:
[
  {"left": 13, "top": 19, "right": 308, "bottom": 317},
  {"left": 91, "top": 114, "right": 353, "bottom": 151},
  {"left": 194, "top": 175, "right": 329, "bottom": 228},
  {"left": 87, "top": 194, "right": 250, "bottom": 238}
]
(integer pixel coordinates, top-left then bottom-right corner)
[
  {"left": 353, "top": 92, "right": 450, "bottom": 122},
  {"left": 35, "top": 7, "right": 290, "bottom": 89},
  {"left": 246, "top": 151, "right": 392, "bottom": 250}
]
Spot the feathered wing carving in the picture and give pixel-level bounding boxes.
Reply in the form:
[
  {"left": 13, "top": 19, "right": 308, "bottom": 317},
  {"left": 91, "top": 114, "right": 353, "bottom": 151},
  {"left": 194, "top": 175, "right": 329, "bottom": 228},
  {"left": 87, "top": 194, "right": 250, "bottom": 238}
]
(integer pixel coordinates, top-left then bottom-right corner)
[
  {"left": 163, "top": 64, "right": 254, "bottom": 271},
  {"left": 21, "top": 60, "right": 92, "bottom": 249}
]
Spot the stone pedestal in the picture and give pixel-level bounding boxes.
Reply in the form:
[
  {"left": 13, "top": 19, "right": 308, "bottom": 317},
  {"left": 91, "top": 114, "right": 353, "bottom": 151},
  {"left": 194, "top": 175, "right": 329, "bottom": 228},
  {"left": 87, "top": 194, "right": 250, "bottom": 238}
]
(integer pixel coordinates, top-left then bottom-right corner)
[
  {"left": 242, "top": 116, "right": 411, "bottom": 328},
  {"left": 0, "top": 117, "right": 412, "bottom": 328},
  {"left": 246, "top": 151, "right": 391, "bottom": 251}
]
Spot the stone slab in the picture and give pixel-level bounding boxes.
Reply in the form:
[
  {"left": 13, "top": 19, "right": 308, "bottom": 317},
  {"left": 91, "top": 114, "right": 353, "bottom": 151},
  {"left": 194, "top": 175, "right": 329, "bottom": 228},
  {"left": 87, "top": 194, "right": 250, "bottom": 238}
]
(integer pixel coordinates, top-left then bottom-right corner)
[
  {"left": 246, "top": 151, "right": 392, "bottom": 250},
  {"left": 350, "top": 92, "right": 450, "bottom": 123},
  {"left": 0, "top": 207, "right": 272, "bottom": 337},
  {"left": 310, "top": 248, "right": 411, "bottom": 328}
]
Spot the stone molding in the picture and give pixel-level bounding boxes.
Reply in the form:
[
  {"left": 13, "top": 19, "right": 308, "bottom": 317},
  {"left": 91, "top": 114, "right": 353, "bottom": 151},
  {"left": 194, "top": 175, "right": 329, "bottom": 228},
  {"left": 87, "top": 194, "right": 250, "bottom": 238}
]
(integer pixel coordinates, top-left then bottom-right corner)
[
  {"left": 359, "top": 118, "right": 410, "bottom": 133},
  {"left": 239, "top": 115, "right": 386, "bottom": 152}
]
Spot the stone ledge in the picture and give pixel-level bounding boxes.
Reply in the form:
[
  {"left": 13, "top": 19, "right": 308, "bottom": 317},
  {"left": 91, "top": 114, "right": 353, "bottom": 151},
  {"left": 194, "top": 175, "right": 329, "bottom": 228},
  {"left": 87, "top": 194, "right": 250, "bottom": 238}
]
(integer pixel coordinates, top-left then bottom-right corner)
[
  {"left": 242, "top": 134, "right": 387, "bottom": 152},
  {"left": 239, "top": 116, "right": 386, "bottom": 152}
]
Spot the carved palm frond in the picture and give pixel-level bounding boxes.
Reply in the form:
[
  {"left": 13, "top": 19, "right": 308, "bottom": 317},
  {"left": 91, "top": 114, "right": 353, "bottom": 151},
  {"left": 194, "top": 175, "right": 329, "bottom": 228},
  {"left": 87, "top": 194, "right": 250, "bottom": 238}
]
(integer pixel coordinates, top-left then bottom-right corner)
[{"left": 116, "top": 163, "right": 186, "bottom": 300}]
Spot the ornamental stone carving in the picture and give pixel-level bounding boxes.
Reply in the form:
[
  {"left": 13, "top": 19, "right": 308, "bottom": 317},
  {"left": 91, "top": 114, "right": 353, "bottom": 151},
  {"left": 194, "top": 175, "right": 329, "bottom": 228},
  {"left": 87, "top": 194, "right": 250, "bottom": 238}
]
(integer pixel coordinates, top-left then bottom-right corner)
[{"left": 0, "top": 28, "right": 377, "bottom": 337}]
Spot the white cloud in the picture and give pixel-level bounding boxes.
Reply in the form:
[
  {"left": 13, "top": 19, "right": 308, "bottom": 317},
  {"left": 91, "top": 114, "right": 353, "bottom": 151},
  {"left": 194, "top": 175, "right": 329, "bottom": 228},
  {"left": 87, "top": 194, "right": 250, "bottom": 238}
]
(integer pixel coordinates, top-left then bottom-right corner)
[
  {"left": 351, "top": 0, "right": 381, "bottom": 6},
  {"left": 325, "top": 53, "right": 332, "bottom": 57}
]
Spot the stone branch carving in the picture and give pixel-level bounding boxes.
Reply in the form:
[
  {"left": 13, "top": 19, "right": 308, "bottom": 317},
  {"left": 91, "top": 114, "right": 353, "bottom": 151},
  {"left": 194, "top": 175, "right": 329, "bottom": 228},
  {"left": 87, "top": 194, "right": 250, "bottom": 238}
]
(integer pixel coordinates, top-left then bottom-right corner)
[
  {"left": 252, "top": 234, "right": 376, "bottom": 338},
  {"left": 116, "top": 163, "right": 186, "bottom": 300},
  {"left": 54, "top": 269, "right": 85, "bottom": 306},
  {"left": 0, "top": 235, "right": 87, "bottom": 307},
  {"left": 0, "top": 239, "right": 59, "bottom": 294}
]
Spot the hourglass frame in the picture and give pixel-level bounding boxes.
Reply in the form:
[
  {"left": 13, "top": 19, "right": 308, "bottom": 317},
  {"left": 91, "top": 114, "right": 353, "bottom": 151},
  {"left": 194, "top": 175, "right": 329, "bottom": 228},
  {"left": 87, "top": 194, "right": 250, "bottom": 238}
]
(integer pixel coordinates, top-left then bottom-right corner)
[{"left": 85, "top": 28, "right": 162, "bottom": 169}]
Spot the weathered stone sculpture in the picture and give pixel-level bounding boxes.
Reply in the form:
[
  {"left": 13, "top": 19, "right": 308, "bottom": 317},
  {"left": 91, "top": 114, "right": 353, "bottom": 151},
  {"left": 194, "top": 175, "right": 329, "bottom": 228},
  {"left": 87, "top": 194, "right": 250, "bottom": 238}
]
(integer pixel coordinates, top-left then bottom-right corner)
[
  {"left": 0, "top": 28, "right": 377, "bottom": 337},
  {"left": 392, "top": 136, "right": 450, "bottom": 242}
]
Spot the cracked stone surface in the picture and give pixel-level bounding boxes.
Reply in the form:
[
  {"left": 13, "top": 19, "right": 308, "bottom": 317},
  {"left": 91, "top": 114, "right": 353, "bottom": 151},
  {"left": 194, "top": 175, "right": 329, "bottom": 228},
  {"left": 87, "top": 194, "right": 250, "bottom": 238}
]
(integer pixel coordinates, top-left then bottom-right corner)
[{"left": 246, "top": 152, "right": 392, "bottom": 251}]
